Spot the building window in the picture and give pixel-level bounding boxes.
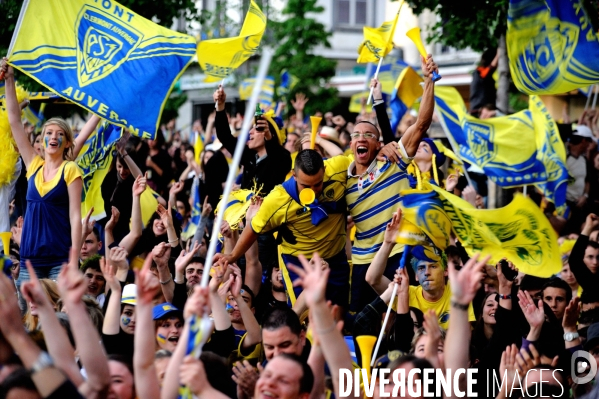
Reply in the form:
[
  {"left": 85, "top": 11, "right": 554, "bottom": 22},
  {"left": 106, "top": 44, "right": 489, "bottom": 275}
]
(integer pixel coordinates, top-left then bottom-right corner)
[{"left": 334, "top": 0, "right": 371, "bottom": 29}]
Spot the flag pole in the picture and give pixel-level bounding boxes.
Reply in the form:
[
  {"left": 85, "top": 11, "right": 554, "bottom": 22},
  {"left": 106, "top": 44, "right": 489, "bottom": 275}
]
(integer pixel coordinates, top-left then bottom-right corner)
[
  {"left": 584, "top": 85, "right": 594, "bottom": 110},
  {"left": 366, "top": 57, "right": 384, "bottom": 105},
  {"left": 201, "top": 48, "right": 273, "bottom": 288},
  {"left": 523, "top": 185, "right": 527, "bottom": 196},
  {"left": 434, "top": 108, "right": 474, "bottom": 187},
  {"left": 370, "top": 246, "right": 410, "bottom": 366}
]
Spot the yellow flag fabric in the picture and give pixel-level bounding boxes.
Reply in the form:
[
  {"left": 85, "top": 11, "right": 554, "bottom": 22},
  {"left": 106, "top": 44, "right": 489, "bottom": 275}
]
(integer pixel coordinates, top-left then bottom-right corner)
[
  {"left": 507, "top": 0, "right": 599, "bottom": 95},
  {"left": 77, "top": 121, "right": 121, "bottom": 220},
  {"left": 7, "top": 0, "right": 196, "bottom": 140},
  {"left": 433, "top": 186, "right": 561, "bottom": 277},
  {"left": 349, "top": 92, "right": 372, "bottom": 113},
  {"left": 197, "top": 0, "right": 266, "bottom": 82},
  {"left": 434, "top": 86, "right": 568, "bottom": 209},
  {"left": 357, "top": 12, "right": 399, "bottom": 63},
  {"left": 239, "top": 76, "right": 274, "bottom": 109},
  {"left": 140, "top": 188, "right": 160, "bottom": 227}
]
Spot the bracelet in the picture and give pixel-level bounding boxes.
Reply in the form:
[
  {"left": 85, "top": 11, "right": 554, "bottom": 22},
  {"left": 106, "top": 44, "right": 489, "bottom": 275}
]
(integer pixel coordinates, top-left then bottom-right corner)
[
  {"left": 373, "top": 98, "right": 383, "bottom": 102},
  {"left": 498, "top": 293, "right": 512, "bottom": 300},
  {"left": 174, "top": 277, "right": 184, "bottom": 285},
  {"left": 168, "top": 238, "right": 179, "bottom": 244},
  {"left": 315, "top": 323, "right": 337, "bottom": 335},
  {"left": 450, "top": 300, "right": 469, "bottom": 311},
  {"left": 160, "top": 275, "right": 172, "bottom": 285}
]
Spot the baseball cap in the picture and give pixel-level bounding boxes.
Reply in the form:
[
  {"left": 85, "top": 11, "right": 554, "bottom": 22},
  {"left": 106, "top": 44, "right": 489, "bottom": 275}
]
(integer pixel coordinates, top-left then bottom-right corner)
[
  {"left": 573, "top": 125, "right": 594, "bottom": 140},
  {"left": 153, "top": 303, "right": 181, "bottom": 320},
  {"left": 121, "top": 284, "right": 137, "bottom": 305}
]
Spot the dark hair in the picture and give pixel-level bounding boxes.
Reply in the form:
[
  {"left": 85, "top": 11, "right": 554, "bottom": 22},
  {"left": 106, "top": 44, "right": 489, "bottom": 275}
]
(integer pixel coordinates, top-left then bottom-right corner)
[
  {"left": 115, "top": 154, "right": 130, "bottom": 170},
  {"left": 541, "top": 278, "right": 572, "bottom": 304},
  {"left": 200, "top": 352, "right": 236, "bottom": 398},
  {"left": 479, "top": 48, "right": 497, "bottom": 67},
  {"left": 294, "top": 149, "right": 324, "bottom": 176},
  {"left": 0, "top": 368, "right": 37, "bottom": 399},
  {"left": 409, "top": 307, "right": 424, "bottom": 329},
  {"left": 481, "top": 103, "right": 497, "bottom": 111},
  {"left": 81, "top": 254, "right": 102, "bottom": 273},
  {"left": 387, "top": 356, "right": 441, "bottom": 399},
  {"left": 580, "top": 288, "right": 599, "bottom": 305},
  {"left": 277, "top": 353, "right": 314, "bottom": 394},
  {"left": 588, "top": 241, "right": 599, "bottom": 251},
  {"left": 240, "top": 284, "right": 256, "bottom": 307},
  {"left": 579, "top": 307, "right": 599, "bottom": 326},
  {"left": 354, "top": 120, "right": 381, "bottom": 136},
  {"left": 188, "top": 257, "right": 205, "bottom": 267},
  {"left": 262, "top": 307, "right": 302, "bottom": 336},
  {"left": 108, "top": 354, "right": 134, "bottom": 376},
  {"left": 519, "top": 275, "right": 550, "bottom": 293}
]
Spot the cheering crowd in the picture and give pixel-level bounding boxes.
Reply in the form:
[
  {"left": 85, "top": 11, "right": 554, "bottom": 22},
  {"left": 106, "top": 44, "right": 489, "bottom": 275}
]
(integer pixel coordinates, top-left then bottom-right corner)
[{"left": 1, "top": 48, "right": 599, "bottom": 399}]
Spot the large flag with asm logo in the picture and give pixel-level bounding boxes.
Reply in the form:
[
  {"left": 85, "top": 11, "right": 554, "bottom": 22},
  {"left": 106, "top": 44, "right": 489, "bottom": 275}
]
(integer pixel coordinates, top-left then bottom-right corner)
[{"left": 7, "top": 0, "right": 197, "bottom": 139}]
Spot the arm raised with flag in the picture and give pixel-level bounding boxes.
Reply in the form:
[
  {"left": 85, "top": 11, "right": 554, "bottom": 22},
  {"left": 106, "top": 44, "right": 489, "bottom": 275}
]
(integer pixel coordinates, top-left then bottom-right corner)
[{"left": 378, "top": 55, "right": 438, "bottom": 162}]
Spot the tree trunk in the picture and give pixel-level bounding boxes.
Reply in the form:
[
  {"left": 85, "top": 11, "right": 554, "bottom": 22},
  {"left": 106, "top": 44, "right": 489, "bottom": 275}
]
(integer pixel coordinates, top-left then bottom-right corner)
[{"left": 494, "top": 34, "right": 511, "bottom": 207}]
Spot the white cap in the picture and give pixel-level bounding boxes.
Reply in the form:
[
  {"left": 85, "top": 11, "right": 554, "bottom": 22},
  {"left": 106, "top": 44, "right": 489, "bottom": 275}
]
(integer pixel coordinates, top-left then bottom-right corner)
[
  {"left": 121, "top": 284, "right": 137, "bottom": 305},
  {"left": 573, "top": 125, "right": 594, "bottom": 139}
]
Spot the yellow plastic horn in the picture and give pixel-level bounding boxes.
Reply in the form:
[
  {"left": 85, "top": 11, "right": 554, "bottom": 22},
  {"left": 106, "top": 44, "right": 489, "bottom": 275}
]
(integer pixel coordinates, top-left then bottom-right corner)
[
  {"left": 0, "top": 232, "right": 11, "bottom": 256},
  {"left": 355, "top": 335, "right": 377, "bottom": 380},
  {"left": 406, "top": 27, "right": 441, "bottom": 81},
  {"left": 309, "top": 116, "right": 322, "bottom": 150}
]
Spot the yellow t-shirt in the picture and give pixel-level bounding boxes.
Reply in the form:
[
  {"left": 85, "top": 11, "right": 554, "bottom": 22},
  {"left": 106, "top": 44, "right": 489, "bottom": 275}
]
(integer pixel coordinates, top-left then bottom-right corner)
[
  {"left": 346, "top": 158, "right": 410, "bottom": 264},
  {"left": 27, "top": 155, "right": 81, "bottom": 196},
  {"left": 394, "top": 282, "right": 475, "bottom": 330},
  {"left": 251, "top": 155, "right": 351, "bottom": 259}
]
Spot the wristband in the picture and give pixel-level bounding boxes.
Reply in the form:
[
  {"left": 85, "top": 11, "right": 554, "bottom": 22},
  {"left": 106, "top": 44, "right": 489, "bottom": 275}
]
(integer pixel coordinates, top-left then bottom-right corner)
[
  {"left": 498, "top": 293, "right": 511, "bottom": 300},
  {"left": 451, "top": 300, "right": 469, "bottom": 311},
  {"left": 160, "top": 275, "right": 172, "bottom": 285},
  {"left": 373, "top": 98, "right": 383, "bottom": 102},
  {"left": 168, "top": 238, "right": 179, "bottom": 244}
]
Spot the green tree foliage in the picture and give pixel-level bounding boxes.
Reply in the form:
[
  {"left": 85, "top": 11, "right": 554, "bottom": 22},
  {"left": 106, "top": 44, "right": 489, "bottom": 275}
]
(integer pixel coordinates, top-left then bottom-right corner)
[
  {"left": 403, "top": 0, "right": 508, "bottom": 52},
  {"left": 269, "top": 0, "right": 338, "bottom": 116}
]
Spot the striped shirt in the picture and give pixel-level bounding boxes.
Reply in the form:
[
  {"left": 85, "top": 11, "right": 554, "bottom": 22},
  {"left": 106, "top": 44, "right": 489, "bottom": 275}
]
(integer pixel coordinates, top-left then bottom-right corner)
[{"left": 346, "top": 158, "right": 410, "bottom": 264}]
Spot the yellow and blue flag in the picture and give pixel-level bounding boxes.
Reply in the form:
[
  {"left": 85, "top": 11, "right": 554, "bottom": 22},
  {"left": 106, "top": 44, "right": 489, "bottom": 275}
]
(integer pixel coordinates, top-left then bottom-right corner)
[
  {"left": 434, "top": 86, "right": 568, "bottom": 209},
  {"left": 366, "top": 56, "right": 411, "bottom": 95},
  {"left": 77, "top": 120, "right": 121, "bottom": 220},
  {"left": 357, "top": 12, "right": 399, "bottom": 63},
  {"left": 7, "top": 0, "right": 196, "bottom": 140},
  {"left": 390, "top": 65, "right": 423, "bottom": 134},
  {"left": 349, "top": 91, "right": 373, "bottom": 113},
  {"left": 239, "top": 76, "right": 274, "bottom": 109},
  {"left": 197, "top": 0, "right": 266, "bottom": 82},
  {"left": 431, "top": 186, "right": 561, "bottom": 277},
  {"left": 277, "top": 69, "right": 299, "bottom": 99},
  {"left": 507, "top": 0, "right": 599, "bottom": 94},
  {"left": 179, "top": 314, "right": 213, "bottom": 399},
  {"left": 182, "top": 178, "right": 201, "bottom": 241}
]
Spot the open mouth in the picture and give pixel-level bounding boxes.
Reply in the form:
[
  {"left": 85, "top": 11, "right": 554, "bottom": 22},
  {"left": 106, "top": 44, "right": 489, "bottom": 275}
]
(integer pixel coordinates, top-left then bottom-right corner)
[
  {"left": 356, "top": 146, "right": 368, "bottom": 155},
  {"left": 260, "top": 391, "right": 276, "bottom": 398},
  {"left": 168, "top": 336, "right": 179, "bottom": 344}
]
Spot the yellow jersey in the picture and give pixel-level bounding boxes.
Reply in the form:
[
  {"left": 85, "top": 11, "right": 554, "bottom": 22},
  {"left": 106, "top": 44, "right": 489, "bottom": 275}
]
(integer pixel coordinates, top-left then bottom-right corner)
[
  {"left": 346, "top": 158, "right": 409, "bottom": 264},
  {"left": 251, "top": 155, "right": 351, "bottom": 259},
  {"left": 394, "top": 282, "right": 475, "bottom": 329}
]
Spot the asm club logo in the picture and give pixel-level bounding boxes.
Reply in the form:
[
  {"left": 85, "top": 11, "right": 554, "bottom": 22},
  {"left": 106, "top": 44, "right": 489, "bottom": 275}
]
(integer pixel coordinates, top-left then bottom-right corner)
[{"left": 76, "top": 6, "right": 142, "bottom": 86}]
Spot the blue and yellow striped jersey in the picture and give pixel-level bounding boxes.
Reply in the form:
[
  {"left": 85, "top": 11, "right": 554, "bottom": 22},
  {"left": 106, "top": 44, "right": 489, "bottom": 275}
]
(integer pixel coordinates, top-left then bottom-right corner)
[
  {"left": 251, "top": 156, "right": 351, "bottom": 259},
  {"left": 346, "top": 158, "right": 409, "bottom": 264}
]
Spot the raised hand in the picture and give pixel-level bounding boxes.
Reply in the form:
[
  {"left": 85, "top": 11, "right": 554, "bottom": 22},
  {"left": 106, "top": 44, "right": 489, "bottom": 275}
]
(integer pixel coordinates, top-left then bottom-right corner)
[
  {"left": 563, "top": 296, "right": 581, "bottom": 331},
  {"left": 105, "top": 206, "right": 120, "bottom": 231},
  {"left": 370, "top": 78, "right": 383, "bottom": 101},
  {"left": 213, "top": 85, "right": 226, "bottom": 111},
  {"left": 515, "top": 344, "right": 541, "bottom": 375},
  {"left": 183, "top": 285, "right": 210, "bottom": 320},
  {"left": 582, "top": 213, "right": 599, "bottom": 235},
  {"left": 21, "top": 261, "right": 54, "bottom": 311},
  {"left": 423, "top": 310, "right": 443, "bottom": 369},
  {"left": 132, "top": 172, "right": 147, "bottom": 197},
  {"left": 156, "top": 202, "right": 174, "bottom": 229},
  {"left": 201, "top": 196, "right": 212, "bottom": 217},
  {"left": 57, "top": 248, "right": 88, "bottom": 305},
  {"left": 82, "top": 207, "right": 95, "bottom": 239},
  {"left": 232, "top": 360, "right": 261, "bottom": 399},
  {"left": 135, "top": 255, "right": 160, "bottom": 305},
  {"left": 175, "top": 241, "right": 200, "bottom": 276},
  {"left": 110, "top": 246, "right": 129, "bottom": 272},
  {"left": 287, "top": 253, "right": 328, "bottom": 308},
  {"left": 376, "top": 141, "right": 402, "bottom": 164},
  {"left": 100, "top": 257, "right": 121, "bottom": 293},
  {"left": 496, "top": 259, "right": 517, "bottom": 295},
  {"left": 383, "top": 207, "right": 402, "bottom": 244},
  {"left": 220, "top": 221, "right": 233, "bottom": 239},
  {"left": 208, "top": 261, "right": 227, "bottom": 294},
  {"left": 291, "top": 93, "right": 309, "bottom": 113},
  {"left": 421, "top": 54, "right": 439, "bottom": 81},
  {"left": 445, "top": 173, "right": 459, "bottom": 192},
  {"left": 448, "top": 253, "right": 490, "bottom": 306},
  {"left": 10, "top": 216, "right": 23, "bottom": 247},
  {"left": 462, "top": 185, "right": 477, "bottom": 207},
  {"left": 517, "top": 290, "right": 545, "bottom": 330},
  {"left": 229, "top": 263, "right": 243, "bottom": 298}
]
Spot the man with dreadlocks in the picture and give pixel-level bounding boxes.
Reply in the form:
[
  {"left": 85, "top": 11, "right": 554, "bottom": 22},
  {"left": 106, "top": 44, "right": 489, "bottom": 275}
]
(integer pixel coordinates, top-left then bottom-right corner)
[{"left": 346, "top": 54, "right": 439, "bottom": 314}]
